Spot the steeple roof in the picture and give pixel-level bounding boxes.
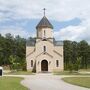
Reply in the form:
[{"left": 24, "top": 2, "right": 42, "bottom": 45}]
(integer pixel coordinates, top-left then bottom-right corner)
[{"left": 36, "top": 16, "right": 53, "bottom": 29}]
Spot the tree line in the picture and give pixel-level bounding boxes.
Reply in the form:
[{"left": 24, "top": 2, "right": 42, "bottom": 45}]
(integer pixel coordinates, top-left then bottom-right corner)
[
  {"left": 0, "top": 33, "right": 26, "bottom": 70},
  {"left": 64, "top": 40, "right": 90, "bottom": 71},
  {"left": 0, "top": 33, "right": 90, "bottom": 71}
]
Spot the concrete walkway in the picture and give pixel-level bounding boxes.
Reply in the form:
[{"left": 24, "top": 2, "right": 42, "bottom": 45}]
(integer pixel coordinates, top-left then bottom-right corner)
[{"left": 20, "top": 73, "right": 90, "bottom": 90}]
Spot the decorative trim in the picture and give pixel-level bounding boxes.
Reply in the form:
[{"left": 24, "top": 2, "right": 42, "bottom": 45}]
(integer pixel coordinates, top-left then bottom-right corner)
[
  {"left": 36, "top": 52, "right": 53, "bottom": 58},
  {"left": 53, "top": 50, "right": 62, "bottom": 57}
]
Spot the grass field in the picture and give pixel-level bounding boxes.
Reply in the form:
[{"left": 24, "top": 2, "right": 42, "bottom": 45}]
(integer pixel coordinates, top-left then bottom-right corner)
[
  {"left": 54, "top": 71, "right": 90, "bottom": 75},
  {"left": 4, "top": 70, "right": 33, "bottom": 75},
  {"left": 0, "top": 77, "right": 28, "bottom": 90},
  {"left": 62, "top": 77, "right": 90, "bottom": 88}
]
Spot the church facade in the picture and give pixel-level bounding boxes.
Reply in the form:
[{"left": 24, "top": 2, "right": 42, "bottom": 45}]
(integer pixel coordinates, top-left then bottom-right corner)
[{"left": 26, "top": 13, "right": 64, "bottom": 73}]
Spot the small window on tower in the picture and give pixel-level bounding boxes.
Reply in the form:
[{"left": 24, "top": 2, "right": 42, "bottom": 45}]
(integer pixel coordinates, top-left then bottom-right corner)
[
  {"left": 31, "top": 60, "right": 33, "bottom": 67},
  {"left": 44, "top": 30, "right": 46, "bottom": 37},
  {"left": 56, "top": 60, "right": 59, "bottom": 67}
]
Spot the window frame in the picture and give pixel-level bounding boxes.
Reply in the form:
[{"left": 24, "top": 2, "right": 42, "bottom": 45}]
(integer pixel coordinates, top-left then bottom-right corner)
[
  {"left": 31, "top": 60, "right": 33, "bottom": 67},
  {"left": 56, "top": 60, "right": 59, "bottom": 67},
  {"left": 43, "top": 46, "right": 46, "bottom": 52}
]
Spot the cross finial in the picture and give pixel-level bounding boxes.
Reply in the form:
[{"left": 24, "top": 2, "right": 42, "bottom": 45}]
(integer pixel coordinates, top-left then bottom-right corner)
[{"left": 43, "top": 8, "right": 46, "bottom": 16}]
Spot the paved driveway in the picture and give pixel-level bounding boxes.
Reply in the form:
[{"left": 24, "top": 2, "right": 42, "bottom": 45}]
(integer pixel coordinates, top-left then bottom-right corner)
[{"left": 21, "top": 73, "right": 90, "bottom": 90}]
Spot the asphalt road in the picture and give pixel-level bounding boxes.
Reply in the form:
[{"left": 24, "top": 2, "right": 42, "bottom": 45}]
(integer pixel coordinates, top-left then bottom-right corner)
[{"left": 21, "top": 73, "right": 90, "bottom": 90}]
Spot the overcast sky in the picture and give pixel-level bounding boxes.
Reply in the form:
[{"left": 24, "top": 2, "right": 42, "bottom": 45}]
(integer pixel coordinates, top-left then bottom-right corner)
[{"left": 0, "top": 0, "right": 90, "bottom": 43}]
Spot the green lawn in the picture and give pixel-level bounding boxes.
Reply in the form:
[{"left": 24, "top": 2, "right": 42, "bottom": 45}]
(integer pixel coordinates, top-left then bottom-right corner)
[
  {"left": 62, "top": 77, "right": 90, "bottom": 88},
  {"left": 4, "top": 70, "right": 34, "bottom": 75},
  {"left": 0, "top": 77, "right": 28, "bottom": 90},
  {"left": 54, "top": 71, "right": 90, "bottom": 75}
]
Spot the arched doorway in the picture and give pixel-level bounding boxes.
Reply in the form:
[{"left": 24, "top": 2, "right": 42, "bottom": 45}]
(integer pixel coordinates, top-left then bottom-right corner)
[{"left": 41, "top": 60, "right": 48, "bottom": 71}]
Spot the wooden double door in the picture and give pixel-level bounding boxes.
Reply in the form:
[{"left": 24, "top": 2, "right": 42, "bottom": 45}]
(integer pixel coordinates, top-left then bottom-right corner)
[{"left": 41, "top": 60, "right": 48, "bottom": 71}]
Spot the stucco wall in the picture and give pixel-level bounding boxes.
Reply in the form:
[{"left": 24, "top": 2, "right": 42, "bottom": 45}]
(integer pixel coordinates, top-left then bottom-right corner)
[{"left": 26, "top": 40, "right": 64, "bottom": 72}]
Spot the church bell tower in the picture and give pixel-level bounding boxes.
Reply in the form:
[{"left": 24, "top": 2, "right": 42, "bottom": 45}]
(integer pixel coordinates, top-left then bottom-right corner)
[{"left": 36, "top": 8, "right": 53, "bottom": 39}]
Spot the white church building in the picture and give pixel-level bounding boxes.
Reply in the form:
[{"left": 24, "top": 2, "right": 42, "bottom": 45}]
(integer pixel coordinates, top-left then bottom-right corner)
[{"left": 26, "top": 10, "right": 64, "bottom": 73}]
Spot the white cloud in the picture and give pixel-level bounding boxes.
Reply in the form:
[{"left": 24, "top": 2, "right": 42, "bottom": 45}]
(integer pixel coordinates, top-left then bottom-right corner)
[
  {"left": 54, "top": 19, "right": 90, "bottom": 42},
  {"left": 0, "top": 0, "right": 90, "bottom": 42},
  {"left": 54, "top": 25, "right": 85, "bottom": 40},
  {"left": 0, "top": 0, "right": 90, "bottom": 21},
  {"left": 0, "top": 27, "right": 30, "bottom": 38}
]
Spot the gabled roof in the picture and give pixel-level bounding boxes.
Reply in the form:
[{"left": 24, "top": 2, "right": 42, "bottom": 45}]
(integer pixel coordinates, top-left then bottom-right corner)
[{"left": 36, "top": 16, "right": 53, "bottom": 29}]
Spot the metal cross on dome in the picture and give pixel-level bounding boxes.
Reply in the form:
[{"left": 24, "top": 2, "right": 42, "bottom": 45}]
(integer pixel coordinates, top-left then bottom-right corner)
[{"left": 43, "top": 8, "right": 46, "bottom": 16}]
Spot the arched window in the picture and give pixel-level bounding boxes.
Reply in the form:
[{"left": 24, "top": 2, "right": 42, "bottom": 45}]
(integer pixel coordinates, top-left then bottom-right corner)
[
  {"left": 44, "top": 30, "right": 46, "bottom": 37},
  {"left": 43, "top": 46, "right": 46, "bottom": 52},
  {"left": 31, "top": 60, "right": 33, "bottom": 67},
  {"left": 56, "top": 60, "right": 59, "bottom": 67}
]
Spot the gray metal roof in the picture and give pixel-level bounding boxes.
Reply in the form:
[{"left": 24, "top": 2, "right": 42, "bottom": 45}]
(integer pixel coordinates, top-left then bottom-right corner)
[
  {"left": 36, "top": 16, "right": 53, "bottom": 29},
  {"left": 26, "top": 38, "right": 63, "bottom": 46},
  {"left": 54, "top": 40, "right": 63, "bottom": 46},
  {"left": 26, "top": 38, "right": 36, "bottom": 46}
]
